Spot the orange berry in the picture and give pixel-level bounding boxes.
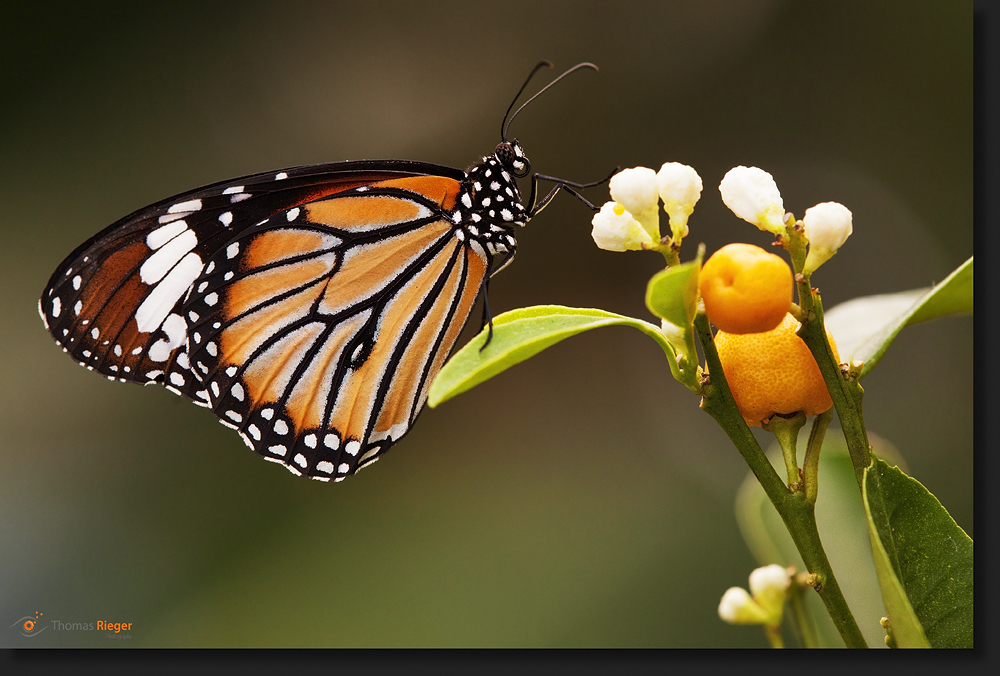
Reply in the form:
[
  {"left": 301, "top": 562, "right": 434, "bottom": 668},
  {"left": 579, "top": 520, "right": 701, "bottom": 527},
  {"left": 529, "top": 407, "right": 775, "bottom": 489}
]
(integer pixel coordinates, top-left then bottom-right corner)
[
  {"left": 700, "top": 243, "right": 793, "bottom": 334},
  {"left": 714, "top": 313, "right": 839, "bottom": 427}
]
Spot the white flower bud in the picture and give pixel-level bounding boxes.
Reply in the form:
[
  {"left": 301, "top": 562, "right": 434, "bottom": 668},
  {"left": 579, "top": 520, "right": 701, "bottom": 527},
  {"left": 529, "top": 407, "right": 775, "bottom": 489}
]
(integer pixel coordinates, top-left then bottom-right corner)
[
  {"left": 718, "top": 587, "right": 770, "bottom": 625},
  {"left": 748, "top": 564, "right": 791, "bottom": 619},
  {"left": 609, "top": 166, "right": 659, "bottom": 215},
  {"left": 803, "top": 201, "right": 853, "bottom": 274},
  {"left": 609, "top": 167, "right": 660, "bottom": 240},
  {"left": 719, "top": 166, "right": 786, "bottom": 234},
  {"left": 718, "top": 565, "right": 790, "bottom": 627},
  {"left": 656, "top": 162, "right": 702, "bottom": 241},
  {"left": 591, "top": 201, "right": 654, "bottom": 252}
]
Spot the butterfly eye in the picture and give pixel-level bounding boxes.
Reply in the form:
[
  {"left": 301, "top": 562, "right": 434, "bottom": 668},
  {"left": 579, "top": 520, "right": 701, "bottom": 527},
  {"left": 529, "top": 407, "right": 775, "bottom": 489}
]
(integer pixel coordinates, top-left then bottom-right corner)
[
  {"left": 496, "top": 140, "right": 531, "bottom": 178},
  {"left": 494, "top": 142, "right": 516, "bottom": 166}
]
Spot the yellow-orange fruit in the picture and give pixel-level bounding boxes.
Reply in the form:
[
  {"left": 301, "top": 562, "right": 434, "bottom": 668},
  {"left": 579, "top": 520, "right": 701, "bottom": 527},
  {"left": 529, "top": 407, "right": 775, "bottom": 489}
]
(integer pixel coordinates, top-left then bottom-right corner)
[
  {"left": 700, "top": 243, "right": 793, "bottom": 334},
  {"left": 714, "top": 313, "right": 839, "bottom": 427}
]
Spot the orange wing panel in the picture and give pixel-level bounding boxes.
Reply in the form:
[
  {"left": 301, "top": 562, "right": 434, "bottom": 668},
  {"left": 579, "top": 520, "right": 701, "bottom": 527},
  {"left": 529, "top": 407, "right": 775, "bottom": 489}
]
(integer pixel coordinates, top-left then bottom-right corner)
[
  {"left": 414, "top": 246, "right": 487, "bottom": 412},
  {"left": 239, "top": 321, "right": 327, "bottom": 407},
  {"left": 244, "top": 229, "right": 341, "bottom": 269},
  {"left": 283, "top": 310, "right": 372, "bottom": 431},
  {"left": 371, "top": 249, "right": 466, "bottom": 438},
  {"left": 317, "top": 220, "right": 452, "bottom": 317},
  {"left": 226, "top": 255, "right": 336, "bottom": 319},
  {"left": 371, "top": 176, "right": 461, "bottom": 211},
  {"left": 305, "top": 196, "right": 428, "bottom": 232},
  {"left": 327, "top": 238, "right": 461, "bottom": 441},
  {"left": 220, "top": 282, "right": 326, "bottom": 367}
]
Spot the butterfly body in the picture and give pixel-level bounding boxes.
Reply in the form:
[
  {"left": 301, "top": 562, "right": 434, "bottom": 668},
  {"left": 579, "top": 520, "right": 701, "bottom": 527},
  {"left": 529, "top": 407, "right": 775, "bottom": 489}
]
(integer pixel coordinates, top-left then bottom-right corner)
[{"left": 40, "top": 141, "right": 532, "bottom": 481}]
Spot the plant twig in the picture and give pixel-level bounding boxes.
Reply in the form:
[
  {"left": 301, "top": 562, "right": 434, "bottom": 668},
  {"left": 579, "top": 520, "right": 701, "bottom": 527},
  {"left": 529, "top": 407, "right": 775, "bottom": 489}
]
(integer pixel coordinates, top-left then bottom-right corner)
[{"left": 695, "top": 313, "right": 868, "bottom": 648}]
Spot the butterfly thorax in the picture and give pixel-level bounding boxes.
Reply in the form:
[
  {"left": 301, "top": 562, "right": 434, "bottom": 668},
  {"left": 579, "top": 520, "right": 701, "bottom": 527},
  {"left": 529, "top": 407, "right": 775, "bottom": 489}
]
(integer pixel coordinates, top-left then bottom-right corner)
[{"left": 450, "top": 140, "right": 529, "bottom": 260}]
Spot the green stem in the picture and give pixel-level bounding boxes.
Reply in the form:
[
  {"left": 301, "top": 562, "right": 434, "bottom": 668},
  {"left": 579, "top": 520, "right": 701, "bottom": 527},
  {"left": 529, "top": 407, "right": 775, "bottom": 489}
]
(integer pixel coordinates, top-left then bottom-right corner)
[
  {"left": 763, "top": 413, "right": 807, "bottom": 490},
  {"left": 653, "top": 244, "right": 680, "bottom": 267},
  {"left": 796, "top": 289, "right": 872, "bottom": 488},
  {"left": 802, "top": 410, "right": 832, "bottom": 504},
  {"left": 787, "top": 580, "right": 821, "bottom": 648},
  {"left": 784, "top": 220, "right": 872, "bottom": 487},
  {"left": 695, "top": 313, "right": 868, "bottom": 648},
  {"left": 764, "top": 623, "right": 784, "bottom": 649}
]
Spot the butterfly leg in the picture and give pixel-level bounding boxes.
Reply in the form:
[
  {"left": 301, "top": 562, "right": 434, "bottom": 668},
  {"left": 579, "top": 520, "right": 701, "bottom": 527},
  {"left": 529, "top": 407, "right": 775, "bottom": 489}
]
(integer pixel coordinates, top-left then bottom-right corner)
[
  {"left": 478, "top": 274, "right": 495, "bottom": 352},
  {"left": 527, "top": 168, "right": 618, "bottom": 217}
]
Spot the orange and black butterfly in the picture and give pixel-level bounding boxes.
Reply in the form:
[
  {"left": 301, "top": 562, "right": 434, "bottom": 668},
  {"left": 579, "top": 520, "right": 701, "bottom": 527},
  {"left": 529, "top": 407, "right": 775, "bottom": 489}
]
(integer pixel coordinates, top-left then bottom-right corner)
[{"left": 38, "top": 62, "right": 607, "bottom": 482}]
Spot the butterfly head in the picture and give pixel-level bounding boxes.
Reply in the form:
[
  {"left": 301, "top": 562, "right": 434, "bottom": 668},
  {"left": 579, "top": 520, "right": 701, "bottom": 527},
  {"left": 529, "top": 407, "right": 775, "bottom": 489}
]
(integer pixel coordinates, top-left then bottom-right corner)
[{"left": 494, "top": 139, "right": 530, "bottom": 178}]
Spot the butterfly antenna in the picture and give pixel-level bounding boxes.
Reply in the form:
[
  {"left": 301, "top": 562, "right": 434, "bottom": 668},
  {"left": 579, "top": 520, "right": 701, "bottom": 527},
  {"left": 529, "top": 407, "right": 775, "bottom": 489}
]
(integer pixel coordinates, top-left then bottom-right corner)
[
  {"left": 502, "top": 62, "right": 598, "bottom": 141},
  {"left": 501, "top": 60, "right": 553, "bottom": 141}
]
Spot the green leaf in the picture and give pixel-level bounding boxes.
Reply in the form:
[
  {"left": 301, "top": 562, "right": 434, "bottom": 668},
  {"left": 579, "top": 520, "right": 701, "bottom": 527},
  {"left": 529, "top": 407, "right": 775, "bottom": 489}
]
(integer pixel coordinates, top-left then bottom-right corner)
[
  {"left": 863, "top": 457, "right": 973, "bottom": 648},
  {"left": 644, "top": 245, "right": 704, "bottom": 391},
  {"left": 644, "top": 246, "right": 702, "bottom": 329},
  {"left": 735, "top": 435, "right": 899, "bottom": 648},
  {"left": 427, "top": 305, "right": 672, "bottom": 408},
  {"left": 824, "top": 256, "right": 972, "bottom": 379}
]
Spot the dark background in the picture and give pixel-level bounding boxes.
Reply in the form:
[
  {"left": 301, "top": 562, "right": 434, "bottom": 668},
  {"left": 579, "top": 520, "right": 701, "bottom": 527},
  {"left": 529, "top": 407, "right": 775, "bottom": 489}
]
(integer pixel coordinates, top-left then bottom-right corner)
[{"left": 1, "top": 1, "right": 972, "bottom": 647}]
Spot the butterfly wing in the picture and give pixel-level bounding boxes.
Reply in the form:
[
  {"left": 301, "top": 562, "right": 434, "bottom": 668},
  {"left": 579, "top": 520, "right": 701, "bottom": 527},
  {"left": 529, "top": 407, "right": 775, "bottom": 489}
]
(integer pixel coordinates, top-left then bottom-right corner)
[{"left": 40, "top": 162, "right": 490, "bottom": 481}]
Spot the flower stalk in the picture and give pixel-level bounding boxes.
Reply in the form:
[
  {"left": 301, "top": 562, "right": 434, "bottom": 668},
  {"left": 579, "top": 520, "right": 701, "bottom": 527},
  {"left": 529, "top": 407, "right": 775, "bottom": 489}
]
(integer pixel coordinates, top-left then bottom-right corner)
[{"left": 696, "top": 312, "right": 867, "bottom": 648}]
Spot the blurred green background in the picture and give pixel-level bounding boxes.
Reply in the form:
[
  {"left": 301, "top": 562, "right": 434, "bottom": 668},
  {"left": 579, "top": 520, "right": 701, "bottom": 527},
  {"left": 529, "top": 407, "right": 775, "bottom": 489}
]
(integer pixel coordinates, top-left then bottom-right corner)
[{"left": 1, "top": 1, "right": 971, "bottom": 647}]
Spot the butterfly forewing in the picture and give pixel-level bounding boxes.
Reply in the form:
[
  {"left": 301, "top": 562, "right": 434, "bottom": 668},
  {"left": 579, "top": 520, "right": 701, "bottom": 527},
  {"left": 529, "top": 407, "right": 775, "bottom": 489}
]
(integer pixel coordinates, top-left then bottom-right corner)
[{"left": 40, "top": 161, "right": 496, "bottom": 481}]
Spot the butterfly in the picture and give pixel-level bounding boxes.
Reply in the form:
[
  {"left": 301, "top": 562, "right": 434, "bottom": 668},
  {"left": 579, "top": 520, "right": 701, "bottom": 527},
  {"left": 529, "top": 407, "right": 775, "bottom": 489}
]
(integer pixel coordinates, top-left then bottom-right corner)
[{"left": 38, "top": 61, "right": 607, "bottom": 482}]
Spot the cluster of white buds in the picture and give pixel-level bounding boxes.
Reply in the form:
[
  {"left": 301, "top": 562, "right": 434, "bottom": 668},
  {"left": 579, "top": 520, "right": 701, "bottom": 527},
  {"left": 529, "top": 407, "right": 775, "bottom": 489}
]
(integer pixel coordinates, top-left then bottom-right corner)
[
  {"left": 593, "top": 162, "right": 852, "bottom": 274},
  {"left": 718, "top": 564, "right": 791, "bottom": 626},
  {"left": 591, "top": 163, "right": 702, "bottom": 252},
  {"left": 718, "top": 165, "right": 853, "bottom": 273}
]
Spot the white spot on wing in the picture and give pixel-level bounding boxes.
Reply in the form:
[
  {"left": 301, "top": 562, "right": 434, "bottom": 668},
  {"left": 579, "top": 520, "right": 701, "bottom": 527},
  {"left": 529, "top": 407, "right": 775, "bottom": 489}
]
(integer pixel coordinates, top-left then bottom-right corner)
[
  {"left": 274, "top": 420, "right": 288, "bottom": 435},
  {"left": 168, "top": 199, "right": 202, "bottom": 213},
  {"left": 287, "top": 207, "right": 300, "bottom": 221},
  {"left": 227, "top": 243, "right": 239, "bottom": 259},
  {"left": 223, "top": 186, "right": 245, "bottom": 195},
  {"left": 275, "top": 172, "right": 288, "bottom": 180},
  {"left": 51, "top": 297, "right": 61, "bottom": 318},
  {"left": 219, "top": 212, "right": 233, "bottom": 226},
  {"left": 316, "top": 461, "right": 334, "bottom": 474},
  {"left": 140, "top": 227, "right": 199, "bottom": 285},
  {"left": 148, "top": 312, "right": 187, "bottom": 362},
  {"left": 135, "top": 253, "right": 203, "bottom": 333},
  {"left": 147, "top": 221, "right": 188, "bottom": 249}
]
